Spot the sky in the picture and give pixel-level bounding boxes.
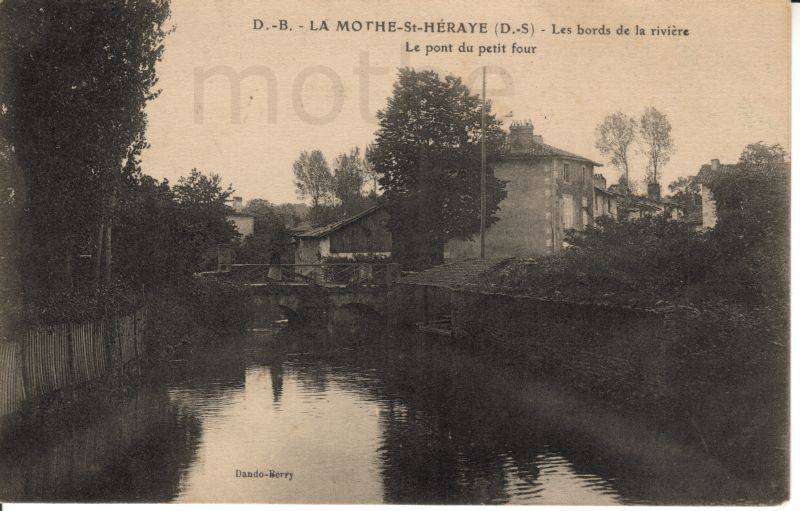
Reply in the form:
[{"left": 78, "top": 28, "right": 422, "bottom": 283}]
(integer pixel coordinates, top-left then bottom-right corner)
[{"left": 140, "top": 0, "right": 790, "bottom": 204}]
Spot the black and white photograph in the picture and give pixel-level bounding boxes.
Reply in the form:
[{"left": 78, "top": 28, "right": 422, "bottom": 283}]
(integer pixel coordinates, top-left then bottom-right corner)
[{"left": 0, "top": 0, "right": 792, "bottom": 506}]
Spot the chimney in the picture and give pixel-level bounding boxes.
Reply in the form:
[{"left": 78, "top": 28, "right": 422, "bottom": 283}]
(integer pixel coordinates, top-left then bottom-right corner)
[
  {"left": 508, "top": 120, "right": 541, "bottom": 152},
  {"left": 710, "top": 158, "right": 720, "bottom": 170},
  {"left": 647, "top": 182, "right": 661, "bottom": 201},
  {"left": 593, "top": 173, "right": 607, "bottom": 190},
  {"left": 232, "top": 196, "right": 243, "bottom": 212}
]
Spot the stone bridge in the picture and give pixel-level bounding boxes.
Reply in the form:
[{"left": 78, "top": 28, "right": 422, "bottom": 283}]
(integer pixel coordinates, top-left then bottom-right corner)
[
  {"left": 201, "top": 263, "right": 401, "bottom": 326},
  {"left": 249, "top": 283, "right": 395, "bottom": 325}
]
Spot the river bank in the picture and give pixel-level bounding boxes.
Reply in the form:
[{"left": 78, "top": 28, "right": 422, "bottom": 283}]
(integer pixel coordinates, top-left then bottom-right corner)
[
  {"left": 393, "top": 281, "right": 788, "bottom": 503},
  {"left": 0, "top": 323, "right": 773, "bottom": 504}
]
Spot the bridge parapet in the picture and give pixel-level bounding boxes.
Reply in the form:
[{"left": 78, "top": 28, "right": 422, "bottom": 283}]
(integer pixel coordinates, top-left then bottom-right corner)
[{"left": 200, "top": 263, "right": 401, "bottom": 289}]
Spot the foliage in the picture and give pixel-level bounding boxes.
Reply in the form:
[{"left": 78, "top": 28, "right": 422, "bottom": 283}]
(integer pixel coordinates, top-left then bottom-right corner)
[
  {"left": 369, "top": 68, "right": 507, "bottom": 269},
  {"left": 145, "top": 276, "right": 249, "bottom": 357},
  {"left": 293, "top": 149, "right": 333, "bottom": 223},
  {"left": 480, "top": 216, "right": 713, "bottom": 306},
  {"left": 705, "top": 161, "right": 789, "bottom": 306},
  {"left": 332, "top": 147, "right": 369, "bottom": 217},
  {"left": 639, "top": 107, "right": 674, "bottom": 185},
  {"left": 235, "top": 198, "right": 293, "bottom": 263},
  {"left": 739, "top": 141, "right": 787, "bottom": 165},
  {"left": 595, "top": 112, "right": 637, "bottom": 187},
  {"left": 113, "top": 169, "right": 237, "bottom": 287},
  {"left": 0, "top": 0, "right": 171, "bottom": 295},
  {"left": 667, "top": 176, "right": 701, "bottom": 218}
]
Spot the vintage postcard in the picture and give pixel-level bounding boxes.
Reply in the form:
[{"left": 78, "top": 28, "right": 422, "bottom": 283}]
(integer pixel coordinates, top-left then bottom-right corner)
[{"left": 0, "top": 0, "right": 791, "bottom": 506}]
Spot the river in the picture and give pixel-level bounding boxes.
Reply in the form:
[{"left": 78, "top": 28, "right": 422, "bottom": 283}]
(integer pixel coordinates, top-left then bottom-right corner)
[{"left": 0, "top": 315, "right": 761, "bottom": 504}]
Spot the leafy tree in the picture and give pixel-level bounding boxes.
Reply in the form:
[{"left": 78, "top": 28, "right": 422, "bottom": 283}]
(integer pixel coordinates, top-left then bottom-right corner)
[
  {"left": 667, "top": 176, "right": 701, "bottom": 218},
  {"left": 369, "top": 68, "right": 507, "bottom": 268},
  {"left": 595, "top": 112, "right": 637, "bottom": 192},
  {"left": 639, "top": 107, "right": 674, "bottom": 185},
  {"left": 332, "top": 147, "right": 369, "bottom": 216},
  {"left": 706, "top": 160, "right": 788, "bottom": 306},
  {"left": 237, "top": 198, "right": 293, "bottom": 263},
  {"left": 0, "top": 0, "right": 171, "bottom": 294},
  {"left": 173, "top": 169, "right": 233, "bottom": 207},
  {"left": 363, "top": 143, "right": 380, "bottom": 196},
  {"left": 293, "top": 149, "right": 333, "bottom": 225},
  {"left": 108, "top": 168, "right": 237, "bottom": 289},
  {"left": 739, "top": 142, "right": 787, "bottom": 165}
]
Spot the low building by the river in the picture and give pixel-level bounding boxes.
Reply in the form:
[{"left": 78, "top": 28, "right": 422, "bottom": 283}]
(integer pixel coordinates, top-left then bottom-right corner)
[
  {"left": 294, "top": 205, "right": 392, "bottom": 265},
  {"left": 445, "top": 120, "right": 603, "bottom": 259}
]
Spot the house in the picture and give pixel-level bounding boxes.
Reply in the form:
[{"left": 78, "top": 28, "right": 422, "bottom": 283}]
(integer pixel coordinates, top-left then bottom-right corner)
[
  {"left": 445, "top": 120, "right": 603, "bottom": 260},
  {"left": 592, "top": 174, "right": 619, "bottom": 219},
  {"left": 626, "top": 183, "right": 682, "bottom": 221},
  {"left": 695, "top": 158, "right": 790, "bottom": 229},
  {"left": 226, "top": 196, "right": 254, "bottom": 237},
  {"left": 294, "top": 205, "right": 391, "bottom": 265},
  {"left": 594, "top": 178, "right": 681, "bottom": 222}
]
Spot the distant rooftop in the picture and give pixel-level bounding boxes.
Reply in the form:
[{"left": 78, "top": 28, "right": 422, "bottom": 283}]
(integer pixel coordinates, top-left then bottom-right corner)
[
  {"left": 503, "top": 120, "right": 602, "bottom": 167},
  {"left": 297, "top": 205, "right": 383, "bottom": 239},
  {"left": 695, "top": 159, "right": 790, "bottom": 185}
]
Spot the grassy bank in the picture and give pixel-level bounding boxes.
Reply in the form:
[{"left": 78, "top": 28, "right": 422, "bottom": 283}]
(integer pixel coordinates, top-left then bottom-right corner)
[{"left": 466, "top": 215, "right": 788, "bottom": 499}]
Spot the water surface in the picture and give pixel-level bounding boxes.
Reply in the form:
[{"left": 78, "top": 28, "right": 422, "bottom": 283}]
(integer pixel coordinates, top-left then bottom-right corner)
[{"left": 0, "top": 322, "right": 755, "bottom": 504}]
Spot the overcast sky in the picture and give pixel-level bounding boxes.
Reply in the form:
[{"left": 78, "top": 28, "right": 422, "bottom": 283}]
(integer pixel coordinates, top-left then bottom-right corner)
[{"left": 140, "top": 0, "right": 790, "bottom": 204}]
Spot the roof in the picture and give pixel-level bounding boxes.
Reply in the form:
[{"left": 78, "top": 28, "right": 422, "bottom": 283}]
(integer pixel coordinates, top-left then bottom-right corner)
[
  {"left": 297, "top": 205, "right": 383, "bottom": 239},
  {"left": 594, "top": 186, "right": 678, "bottom": 210},
  {"left": 502, "top": 140, "right": 603, "bottom": 167},
  {"left": 288, "top": 220, "right": 313, "bottom": 232},
  {"left": 696, "top": 161, "right": 790, "bottom": 185}
]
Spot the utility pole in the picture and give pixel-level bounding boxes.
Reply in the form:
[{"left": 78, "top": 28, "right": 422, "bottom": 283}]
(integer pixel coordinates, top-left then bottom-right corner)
[{"left": 480, "top": 66, "right": 487, "bottom": 259}]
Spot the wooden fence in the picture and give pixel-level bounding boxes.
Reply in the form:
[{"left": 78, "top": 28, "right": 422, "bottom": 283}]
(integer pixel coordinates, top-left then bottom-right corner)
[{"left": 0, "top": 307, "right": 146, "bottom": 419}]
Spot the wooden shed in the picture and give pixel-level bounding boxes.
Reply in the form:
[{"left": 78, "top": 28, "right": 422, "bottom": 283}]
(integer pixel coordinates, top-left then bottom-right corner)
[{"left": 294, "top": 205, "right": 391, "bottom": 265}]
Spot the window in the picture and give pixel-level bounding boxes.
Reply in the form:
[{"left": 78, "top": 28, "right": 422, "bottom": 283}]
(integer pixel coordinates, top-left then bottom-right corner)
[{"left": 563, "top": 163, "right": 571, "bottom": 182}]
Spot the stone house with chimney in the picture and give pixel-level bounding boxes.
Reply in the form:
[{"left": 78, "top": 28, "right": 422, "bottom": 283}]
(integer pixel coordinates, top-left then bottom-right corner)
[{"left": 445, "top": 121, "right": 602, "bottom": 259}]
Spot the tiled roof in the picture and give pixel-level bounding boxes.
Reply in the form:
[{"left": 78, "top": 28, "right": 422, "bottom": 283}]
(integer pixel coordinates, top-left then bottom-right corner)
[
  {"left": 297, "top": 205, "right": 382, "bottom": 239},
  {"left": 503, "top": 141, "right": 603, "bottom": 167},
  {"left": 696, "top": 161, "right": 790, "bottom": 185}
]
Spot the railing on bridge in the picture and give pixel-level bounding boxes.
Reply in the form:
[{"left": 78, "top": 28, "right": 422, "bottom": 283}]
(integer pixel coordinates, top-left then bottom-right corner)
[{"left": 203, "top": 263, "right": 401, "bottom": 288}]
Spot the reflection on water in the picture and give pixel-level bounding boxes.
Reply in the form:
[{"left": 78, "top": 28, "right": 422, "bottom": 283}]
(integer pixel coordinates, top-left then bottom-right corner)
[{"left": 0, "top": 319, "right": 762, "bottom": 504}]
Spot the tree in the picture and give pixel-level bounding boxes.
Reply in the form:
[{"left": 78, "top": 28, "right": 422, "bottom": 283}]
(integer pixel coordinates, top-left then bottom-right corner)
[
  {"left": 293, "top": 149, "right": 333, "bottom": 225},
  {"left": 667, "top": 176, "right": 701, "bottom": 218},
  {"left": 363, "top": 143, "right": 380, "bottom": 195},
  {"left": 111, "top": 168, "right": 237, "bottom": 288},
  {"left": 368, "top": 68, "right": 507, "bottom": 268},
  {"left": 595, "top": 112, "right": 637, "bottom": 192},
  {"left": 333, "top": 146, "right": 372, "bottom": 217},
  {"left": 739, "top": 142, "right": 787, "bottom": 165},
  {"left": 237, "top": 198, "right": 292, "bottom": 263},
  {"left": 0, "top": 0, "right": 171, "bottom": 295},
  {"left": 639, "top": 107, "right": 674, "bottom": 185}
]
